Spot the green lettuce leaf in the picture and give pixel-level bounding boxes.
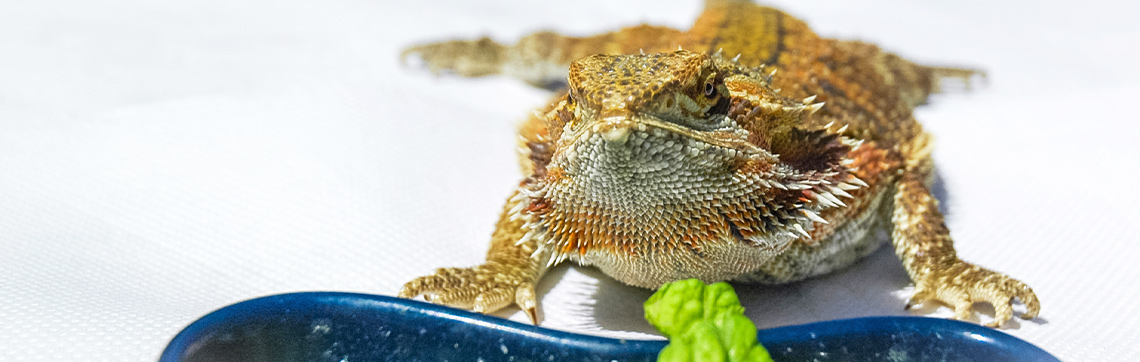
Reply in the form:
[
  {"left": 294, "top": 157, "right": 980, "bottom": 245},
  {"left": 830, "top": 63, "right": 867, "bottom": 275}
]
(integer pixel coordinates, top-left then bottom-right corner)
[{"left": 644, "top": 279, "right": 774, "bottom": 362}]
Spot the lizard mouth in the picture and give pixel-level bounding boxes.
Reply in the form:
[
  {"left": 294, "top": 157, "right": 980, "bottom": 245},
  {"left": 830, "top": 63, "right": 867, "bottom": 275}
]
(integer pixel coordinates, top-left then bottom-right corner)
[
  {"left": 566, "top": 110, "right": 761, "bottom": 154},
  {"left": 551, "top": 110, "right": 777, "bottom": 175}
]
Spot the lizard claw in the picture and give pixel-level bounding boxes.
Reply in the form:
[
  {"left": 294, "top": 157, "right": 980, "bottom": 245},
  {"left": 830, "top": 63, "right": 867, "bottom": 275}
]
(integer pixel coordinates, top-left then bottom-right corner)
[
  {"left": 399, "top": 262, "right": 542, "bottom": 324},
  {"left": 515, "top": 282, "right": 539, "bottom": 324},
  {"left": 906, "top": 260, "right": 1040, "bottom": 327}
]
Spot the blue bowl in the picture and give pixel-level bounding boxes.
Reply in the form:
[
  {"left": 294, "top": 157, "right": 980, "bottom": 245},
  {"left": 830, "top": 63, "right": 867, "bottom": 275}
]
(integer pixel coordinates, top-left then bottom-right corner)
[{"left": 160, "top": 292, "right": 1058, "bottom": 362}]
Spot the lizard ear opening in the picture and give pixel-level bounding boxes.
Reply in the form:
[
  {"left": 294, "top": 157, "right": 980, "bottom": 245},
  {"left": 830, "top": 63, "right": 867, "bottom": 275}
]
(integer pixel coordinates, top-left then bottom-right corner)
[
  {"left": 768, "top": 128, "right": 849, "bottom": 171},
  {"left": 707, "top": 92, "right": 732, "bottom": 116}
]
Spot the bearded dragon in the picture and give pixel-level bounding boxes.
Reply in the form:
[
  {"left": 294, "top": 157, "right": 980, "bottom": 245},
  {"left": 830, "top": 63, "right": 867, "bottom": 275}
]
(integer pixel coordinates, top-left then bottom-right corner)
[{"left": 396, "top": 0, "right": 1039, "bottom": 327}]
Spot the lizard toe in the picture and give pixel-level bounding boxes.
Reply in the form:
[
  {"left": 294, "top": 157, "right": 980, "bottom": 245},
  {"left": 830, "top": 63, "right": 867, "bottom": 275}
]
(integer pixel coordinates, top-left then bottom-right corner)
[
  {"left": 1012, "top": 280, "right": 1041, "bottom": 320},
  {"left": 985, "top": 296, "right": 1014, "bottom": 328},
  {"left": 399, "top": 267, "right": 475, "bottom": 297},
  {"left": 904, "top": 288, "right": 933, "bottom": 310},
  {"left": 472, "top": 286, "right": 514, "bottom": 314},
  {"left": 515, "top": 282, "right": 539, "bottom": 324}
]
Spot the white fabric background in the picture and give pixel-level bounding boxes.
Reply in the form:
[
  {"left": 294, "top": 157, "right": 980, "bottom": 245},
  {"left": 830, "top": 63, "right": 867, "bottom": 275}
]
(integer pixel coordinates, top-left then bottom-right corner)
[{"left": 2, "top": 0, "right": 1138, "bottom": 361}]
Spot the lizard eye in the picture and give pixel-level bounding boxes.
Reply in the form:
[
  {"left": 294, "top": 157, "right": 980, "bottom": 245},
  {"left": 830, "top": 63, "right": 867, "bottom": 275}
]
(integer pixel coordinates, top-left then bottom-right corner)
[{"left": 703, "top": 80, "right": 716, "bottom": 97}]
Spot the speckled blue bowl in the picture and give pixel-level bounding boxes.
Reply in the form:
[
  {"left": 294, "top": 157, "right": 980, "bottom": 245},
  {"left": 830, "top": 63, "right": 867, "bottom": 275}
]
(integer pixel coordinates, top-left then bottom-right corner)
[{"left": 160, "top": 292, "right": 1058, "bottom": 362}]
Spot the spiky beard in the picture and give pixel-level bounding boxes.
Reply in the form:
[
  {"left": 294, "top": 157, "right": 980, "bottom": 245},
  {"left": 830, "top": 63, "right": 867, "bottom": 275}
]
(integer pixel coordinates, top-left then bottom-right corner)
[{"left": 506, "top": 111, "right": 866, "bottom": 287}]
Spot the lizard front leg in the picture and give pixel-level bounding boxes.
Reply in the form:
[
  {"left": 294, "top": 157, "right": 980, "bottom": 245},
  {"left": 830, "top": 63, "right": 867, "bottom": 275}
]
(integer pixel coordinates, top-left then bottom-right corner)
[
  {"left": 399, "top": 189, "right": 551, "bottom": 323},
  {"left": 890, "top": 166, "right": 1041, "bottom": 327},
  {"left": 400, "top": 25, "right": 684, "bottom": 88}
]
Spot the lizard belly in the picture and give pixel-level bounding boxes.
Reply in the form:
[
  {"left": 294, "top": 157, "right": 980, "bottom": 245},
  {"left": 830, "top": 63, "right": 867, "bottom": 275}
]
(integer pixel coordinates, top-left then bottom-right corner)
[{"left": 571, "top": 235, "right": 782, "bottom": 289}]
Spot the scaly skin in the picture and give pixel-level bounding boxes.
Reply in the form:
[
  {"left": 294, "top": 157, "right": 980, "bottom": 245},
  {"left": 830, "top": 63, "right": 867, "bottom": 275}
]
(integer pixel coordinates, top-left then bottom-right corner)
[{"left": 397, "top": 0, "right": 1039, "bottom": 328}]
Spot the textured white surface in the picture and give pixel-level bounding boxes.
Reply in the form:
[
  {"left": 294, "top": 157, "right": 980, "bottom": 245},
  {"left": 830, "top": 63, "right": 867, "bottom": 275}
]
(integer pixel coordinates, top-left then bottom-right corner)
[{"left": 1, "top": 0, "right": 1138, "bottom": 361}]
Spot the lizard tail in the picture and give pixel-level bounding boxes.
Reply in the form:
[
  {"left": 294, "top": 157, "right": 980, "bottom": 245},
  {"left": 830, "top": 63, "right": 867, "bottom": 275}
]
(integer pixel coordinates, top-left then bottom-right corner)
[{"left": 703, "top": 0, "right": 754, "bottom": 9}]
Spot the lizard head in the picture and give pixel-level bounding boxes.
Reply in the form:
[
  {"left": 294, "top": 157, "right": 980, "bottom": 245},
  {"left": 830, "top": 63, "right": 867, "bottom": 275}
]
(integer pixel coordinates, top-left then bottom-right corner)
[
  {"left": 532, "top": 51, "right": 865, "bottom": 281},
  {"left": 552, "top": 50, "right": 748, "bottom": 152},
  {"left": 565, "top": 50, "right": 733, "bottom": 133},
  {"left": 544, "top": 50, "right": 844, "bottom": 184}
]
